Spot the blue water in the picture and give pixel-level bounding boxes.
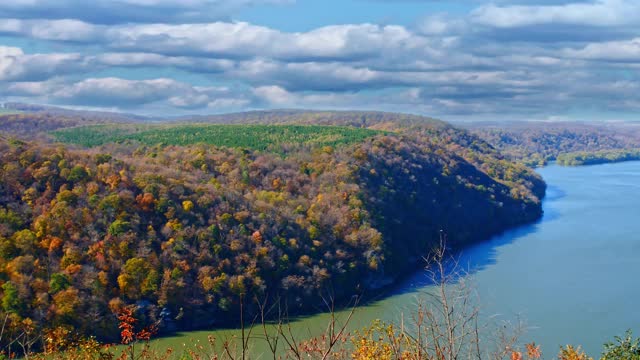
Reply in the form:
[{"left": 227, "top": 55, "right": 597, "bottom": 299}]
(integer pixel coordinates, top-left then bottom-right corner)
[{"left": 453, "top": 161, "right": 640, "bottom": 356}]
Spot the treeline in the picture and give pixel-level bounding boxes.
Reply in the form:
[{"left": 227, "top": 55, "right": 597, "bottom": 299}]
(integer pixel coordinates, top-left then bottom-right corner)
[
  {"left": 0, "top": 121, "right": 544, "bottom": 347},
  {"left": 0, "top": 113, "right": 104, "bottom": 139},
  {"left": 556, "top": 148, "right": 640, "bottom": 166}
]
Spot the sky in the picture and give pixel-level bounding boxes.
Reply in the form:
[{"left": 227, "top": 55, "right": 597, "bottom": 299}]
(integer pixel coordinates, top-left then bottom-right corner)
[{"left": 0, "top": 0, "right": 639, "bottom": 121}]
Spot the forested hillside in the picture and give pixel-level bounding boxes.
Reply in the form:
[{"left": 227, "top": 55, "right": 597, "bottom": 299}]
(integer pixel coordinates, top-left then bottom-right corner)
[
  {"left": 0, "top": 113, "right": 106, "bottom": 139},
  {"left": 0, "top": 110, "right": 544, "bottom": 346},
  {"left": 175, "top": 109, "right": 444, "bottom": 130},
  {"left": 557, "top": 148, "right": 640, "bottom": 166},
  {"left": 465, "top": 122, "right": 640, "bottom": 166}
]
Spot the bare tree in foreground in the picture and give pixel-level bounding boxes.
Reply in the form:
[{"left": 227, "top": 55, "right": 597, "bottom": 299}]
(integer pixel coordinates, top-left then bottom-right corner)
[{"left": 348, "top": 237, "right": 526, "bottom": 360}]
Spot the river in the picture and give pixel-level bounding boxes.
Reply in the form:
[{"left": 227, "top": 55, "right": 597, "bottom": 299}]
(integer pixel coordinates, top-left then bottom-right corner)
[{"left": 149, "top": 161, "right": 640, "bottom": 358}]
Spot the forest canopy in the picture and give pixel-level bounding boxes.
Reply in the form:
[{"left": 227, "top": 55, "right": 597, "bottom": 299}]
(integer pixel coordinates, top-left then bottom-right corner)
[{"left": 51, "top": 124, "right": 385, "bottom": 150}]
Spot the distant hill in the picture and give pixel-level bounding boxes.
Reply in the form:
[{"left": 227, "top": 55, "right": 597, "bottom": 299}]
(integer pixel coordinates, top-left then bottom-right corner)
[
  {"left": 0, "top": 108, "right": 449, "bottom": 145},
  {"left": 1, "top": 106, "right": 446, "bottom": 136},
  {"left": 461, "top": 121, "right": 640, "bottom": 166},
  {"left": 174, "top": 109, "right": 447, "bottom": 130},
  {"left": 0, "top": 104, "right": 150, "bottom": 139},
  {"left": 4, "top": 104, "right": 640, "bottom": 168},
  {"left": 2, "top": 102, "right": 150, "bottom": 122}
]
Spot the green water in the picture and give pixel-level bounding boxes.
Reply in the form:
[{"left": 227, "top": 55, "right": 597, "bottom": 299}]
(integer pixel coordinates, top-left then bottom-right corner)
[{"left": 146, "top": 161, "right": 640, "bottom": 358}]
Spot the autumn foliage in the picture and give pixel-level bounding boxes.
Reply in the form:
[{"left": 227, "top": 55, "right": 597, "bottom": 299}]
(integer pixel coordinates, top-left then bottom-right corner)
[{"left": 0, "top": 114, "right": 544, "bottom": 351}]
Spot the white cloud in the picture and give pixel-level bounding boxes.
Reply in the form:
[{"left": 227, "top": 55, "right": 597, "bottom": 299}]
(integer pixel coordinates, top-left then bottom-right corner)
[
  {"left": 0, "top": 46, "right": 87, "bottom": 81},
  {"left": 0, "top": 19, "right": 100, "bottom": 41},
  {"left": 252, "top": 85, "right": 362, "bottom": 108},
  {"left": 565, "top": 38, "right": 640, "bottom": 62},
  {"left": 471, "top": 0, "right": 640, "bottom": 28},
  {"left": 95, "top": 52, "right": 234, "bottom": 73},
  {"left": 44, "top": 77, "right": 252, "bottom": 111},
  {"left": 4, "top": 80, "right": 58, "bottom": 96},
  {"left": 1, "top": 0, "right": 640, "bottom": 119},
  {"left": 52, "top": 77, "right": 180, "bottom": 105},
  {"left": 104, "top": 22, "right": 428, "bottom": 62},
  {"left": 0, "top": 46, "right": 24, "bottom": 78}
]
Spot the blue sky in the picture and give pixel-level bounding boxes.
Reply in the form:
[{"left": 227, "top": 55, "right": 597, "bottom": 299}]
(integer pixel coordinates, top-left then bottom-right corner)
[
  {"left": 239, "top": 1, "right": 473, "bottom": 31},
  {"left": 1, "top": 0, "right": 639, "bottom": 121}
]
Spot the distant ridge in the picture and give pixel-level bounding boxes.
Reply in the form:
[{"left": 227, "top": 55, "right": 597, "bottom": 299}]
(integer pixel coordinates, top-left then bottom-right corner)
[
  {"left": 2, "top": 102, "right": 151, "bottom": 122},
  {"left": 172, "top": 109, "right": 448, "bottom": 130},
  {"left": 2, "top": 104, "right": 450, "bottom": 133}
]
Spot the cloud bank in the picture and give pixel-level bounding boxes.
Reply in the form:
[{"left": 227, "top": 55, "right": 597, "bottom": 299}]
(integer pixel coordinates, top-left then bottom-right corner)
[{"left": 1, "top": 0, "right": 639, "bottom": 120}]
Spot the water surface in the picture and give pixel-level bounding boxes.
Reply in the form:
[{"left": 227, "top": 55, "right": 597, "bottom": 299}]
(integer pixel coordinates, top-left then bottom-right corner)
[{"left": 464, "top": 161, "right": 640, "bottom": 355}]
